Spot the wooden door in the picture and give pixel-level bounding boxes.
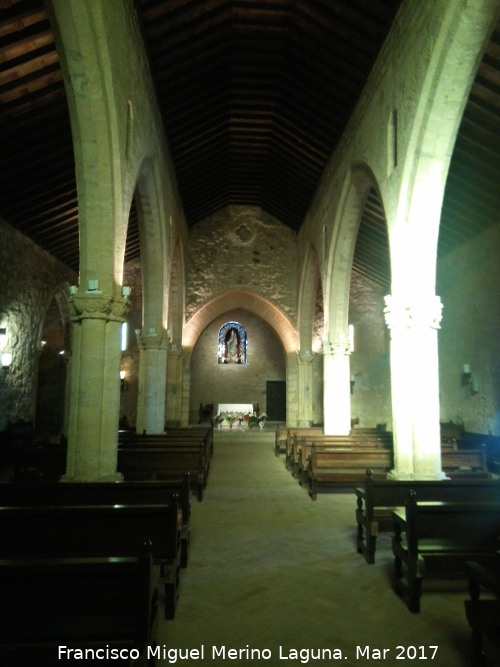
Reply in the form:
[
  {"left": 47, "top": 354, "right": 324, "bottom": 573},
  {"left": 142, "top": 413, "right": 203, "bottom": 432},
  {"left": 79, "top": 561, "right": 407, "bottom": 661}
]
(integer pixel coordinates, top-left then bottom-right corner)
[{"left": 266, "top": 381, "right": 286, "bottom": 421}]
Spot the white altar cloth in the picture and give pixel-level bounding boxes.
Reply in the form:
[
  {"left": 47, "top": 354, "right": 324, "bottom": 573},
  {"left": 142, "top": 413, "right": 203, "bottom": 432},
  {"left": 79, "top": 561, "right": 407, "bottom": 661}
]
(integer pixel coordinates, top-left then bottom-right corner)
[{"left": 217, "top": 403, "right": 254, "bottom": 415}]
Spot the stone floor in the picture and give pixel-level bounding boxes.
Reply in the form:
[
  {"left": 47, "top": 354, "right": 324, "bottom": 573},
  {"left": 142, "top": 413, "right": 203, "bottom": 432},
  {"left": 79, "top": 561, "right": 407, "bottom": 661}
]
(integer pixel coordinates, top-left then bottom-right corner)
[{"left": 154, "top": 427, "right": 496, "bottom": 667}]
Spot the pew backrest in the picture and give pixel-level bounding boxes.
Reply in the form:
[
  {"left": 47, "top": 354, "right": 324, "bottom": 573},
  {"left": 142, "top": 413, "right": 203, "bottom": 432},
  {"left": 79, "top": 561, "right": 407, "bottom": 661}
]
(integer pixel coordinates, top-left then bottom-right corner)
[{"left": 0, "top": 552, "right": 156, "bottom": 652}]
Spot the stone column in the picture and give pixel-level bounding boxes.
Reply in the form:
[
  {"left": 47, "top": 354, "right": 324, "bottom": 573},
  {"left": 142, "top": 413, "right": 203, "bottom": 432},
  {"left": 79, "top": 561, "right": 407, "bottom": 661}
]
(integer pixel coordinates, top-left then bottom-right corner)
[
  {"left": 322, "top": 335, "right": 351, "bottom": 435},
  {"left": 296, "top": 351, "right": 314, "bottom": 427},
  {"left": 61, "top": 352, "right": 72, "bottom": 439},
  {"left": 64, "top": 292, "right": 130, "bottom": 481},
  {"left": 384, "top": 294, "right": 445, "bottom": 480},
  {"left": 135, "top": 328, "right": 168, "bottom": 434},
  {"left": 165, "top": 345, "right": 183, "bottom": 427}
]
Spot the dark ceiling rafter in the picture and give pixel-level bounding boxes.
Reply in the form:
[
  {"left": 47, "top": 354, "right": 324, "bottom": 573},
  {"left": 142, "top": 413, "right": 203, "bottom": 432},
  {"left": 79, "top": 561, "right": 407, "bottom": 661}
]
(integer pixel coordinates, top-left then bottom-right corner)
[{"left": 0, "top": 1, "right": 499, "bottom": 295}]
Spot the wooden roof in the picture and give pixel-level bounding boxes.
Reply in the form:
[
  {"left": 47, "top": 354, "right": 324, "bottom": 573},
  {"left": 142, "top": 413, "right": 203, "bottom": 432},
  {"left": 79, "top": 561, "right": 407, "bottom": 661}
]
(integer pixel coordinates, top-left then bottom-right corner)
[{"left": 0, "top": 1, "right": 499, "bottom": 291}]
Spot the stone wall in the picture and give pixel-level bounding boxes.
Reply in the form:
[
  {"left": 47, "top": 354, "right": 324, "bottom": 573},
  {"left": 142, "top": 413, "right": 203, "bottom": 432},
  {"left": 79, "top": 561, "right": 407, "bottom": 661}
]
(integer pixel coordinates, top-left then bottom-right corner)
[
  {"left": 348, "top": 271, "right": 392, "bottom": 428},
  {"left": 0, "top": 218, "right": 76, "bottom": 430},
  {"left": 186, "top": 205, "right": 298, "bottom": 324},
  {"left": 188, "top": 308, "right": 286, "bottom": 424},
  {"left": 437, "top": 223, "right": 500, "bottom": 435}
]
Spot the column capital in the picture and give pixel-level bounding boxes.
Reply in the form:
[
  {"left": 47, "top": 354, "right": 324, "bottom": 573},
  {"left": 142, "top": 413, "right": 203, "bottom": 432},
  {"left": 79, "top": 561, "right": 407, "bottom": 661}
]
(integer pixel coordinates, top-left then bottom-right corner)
[
  {"left": 167, "top": 345, "right": 183, "bottom": 359},
  {"left": 136, "top": 329, "right": 169, "bottom": 351},
  {"left": 296, "top": 350, "right": 314, "bottom": 365},
  {"left": 322, "top": 338, "right": 351, "bottom": 356},
  {"left": 384, "top": 294, "right": 443, "bottom": 331},
  {"left": 70, "top": 293, "right": 131, "bottom": 323}
]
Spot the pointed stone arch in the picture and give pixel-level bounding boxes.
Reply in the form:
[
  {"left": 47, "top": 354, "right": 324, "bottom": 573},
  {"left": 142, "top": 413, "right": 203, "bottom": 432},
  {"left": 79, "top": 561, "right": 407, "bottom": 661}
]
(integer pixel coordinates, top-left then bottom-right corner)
[
  {"left": 326, "top": 162, "right": 383, "bottom": 339},
  {"left": 35, "top": 282, "right": 71, "bottom": 436},
  {"left": 183, "top": 289, "right": 297, "bottom": 354},
  {"left": 182, "top": 289, "right": 298, "bottom": 426},
  {"left": 134, "top": 157, "right": 169, "bottom": 333},
  {"left": 323, "top": 162, "right": 385, "bottom": 433}
]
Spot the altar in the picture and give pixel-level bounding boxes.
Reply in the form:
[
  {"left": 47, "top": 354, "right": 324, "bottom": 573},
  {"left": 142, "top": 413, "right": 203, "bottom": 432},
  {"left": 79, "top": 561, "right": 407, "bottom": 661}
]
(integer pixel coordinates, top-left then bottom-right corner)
[{"left": 217, "top": 403, "right": 254, "bottom": 416}]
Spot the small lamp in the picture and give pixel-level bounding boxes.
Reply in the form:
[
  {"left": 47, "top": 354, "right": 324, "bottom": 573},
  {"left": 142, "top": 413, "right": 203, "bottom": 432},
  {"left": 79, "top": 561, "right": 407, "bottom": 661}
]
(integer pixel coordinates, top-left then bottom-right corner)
[
  {"left": 120, "top": 370, "right": 128, "bottom": 392},
  {"left": 462, "top": 364, "right": 479, "bottom": 395}
]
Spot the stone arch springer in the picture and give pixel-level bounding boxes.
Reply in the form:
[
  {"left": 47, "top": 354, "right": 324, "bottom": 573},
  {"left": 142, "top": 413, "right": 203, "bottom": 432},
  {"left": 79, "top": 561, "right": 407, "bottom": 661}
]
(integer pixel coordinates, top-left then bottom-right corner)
[{"left": 183, "top": 289, "right": 298, "bottom": 355}]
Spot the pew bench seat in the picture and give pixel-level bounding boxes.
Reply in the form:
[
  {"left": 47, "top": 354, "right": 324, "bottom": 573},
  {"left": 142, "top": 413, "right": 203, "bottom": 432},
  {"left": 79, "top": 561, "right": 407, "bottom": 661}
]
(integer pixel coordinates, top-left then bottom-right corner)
[
  {"left": 117, "top": 446, "right": 207, "bottom": 501},
  {"left": 0, "top": 476, "right": 191, "bottom": 568},
  {"left": 0, "top": 501, "right": 181, "bottom": 619},
  {"left": 307, "top": 445, "right": 393, "bottom": 500},
  {"left": 464, "top": 559, "right": 500, "bottom": 666},
  {"left": 391, "top": 494, "right": 500, "bottom": 613},
  {"left": 0, "top": 553, "right": 157, "bottom": 665},
  {"left": 355, "top": 470, "right": 500, "bottom": 563}
]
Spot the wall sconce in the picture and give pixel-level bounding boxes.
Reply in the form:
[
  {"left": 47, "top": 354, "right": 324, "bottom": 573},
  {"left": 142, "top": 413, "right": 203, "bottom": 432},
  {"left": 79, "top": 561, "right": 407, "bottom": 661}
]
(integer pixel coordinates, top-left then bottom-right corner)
[
  {"left": 461, "top": 364, "right": 479, "bottom": 395},
  {"left": 350, "top": 374, "right": 355, "bottom": 395},
  {"left": 121, "top": 286, "right": 132, "bottom": 298},
  {"left": 120, "top": 370, "right": 128, "bottom": 392},
  {"left": 0, "top": 327, "right": 7, "bottom": 350},
  {"left": 1, "top": 327, "right": 11, "bottom": 382},
  {"left": 2, "top": 352, "right": 12, "bottom": 382}
]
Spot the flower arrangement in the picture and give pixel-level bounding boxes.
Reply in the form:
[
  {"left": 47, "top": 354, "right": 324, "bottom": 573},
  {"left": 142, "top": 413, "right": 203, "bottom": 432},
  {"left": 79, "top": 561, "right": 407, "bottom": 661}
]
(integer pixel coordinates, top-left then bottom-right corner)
[{"left": 256, "top": 414, "right": 268, "bottom": 428}]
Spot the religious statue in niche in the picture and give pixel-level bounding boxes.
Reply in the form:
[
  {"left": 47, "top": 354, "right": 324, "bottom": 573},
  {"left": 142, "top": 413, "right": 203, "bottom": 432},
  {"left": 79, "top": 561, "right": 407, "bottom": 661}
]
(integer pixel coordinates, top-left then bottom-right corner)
[{"left": 218, "top": 321, "right": 247, "bottom": 364}]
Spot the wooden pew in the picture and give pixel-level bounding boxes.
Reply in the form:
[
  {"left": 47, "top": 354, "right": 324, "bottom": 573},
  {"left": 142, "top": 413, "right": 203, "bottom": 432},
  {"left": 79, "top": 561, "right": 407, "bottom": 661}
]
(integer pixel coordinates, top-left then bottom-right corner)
[
  {"left": 288, "top": 429, "right": 393, "bottom": 479},
  {"left": 0, "top": 552, "right": 157, "bottom": 665},
  {"left": 284, "top": 427, "right": 323, "bottom": 469},
  {"left": 9, "top": 425, "right": 213, "bottom": 485},
  {"left": 305, "top": 438, "right": 487, "bottom": 502},
  {"left": 128, "top": 438, "right": 211, "bottom": 483},
  {"left": 275, "top": 425, "right": 289, "bottom": 456},
  {"left": 0, "top": 500, "right": 181, "bottom": 619},
  {"left": 124, "top": 425, "right": 214, "bottom": 460},
  {"left": 391, "top": 492, "right": 500, "bottom": 612},
  {"left": 464, "top": 558, "right": 500, "bottom": 665},
  {"left": 307, "top": 443, "right": 393, "bottom": 499},
  {"left": 117, "top": 446, "right": 206, "bottom": 501},
  {"left": 0, "top": 476, "right": 191, "bottom": 568},
  {"left": 441, "top": 443, "right": 488, "bottom": 476},
  {"left": 356, "top": 470, "right": 500, "bottom": 563},
  {"left": 164, "top": 425, "right": 214, "bottom": 459}
]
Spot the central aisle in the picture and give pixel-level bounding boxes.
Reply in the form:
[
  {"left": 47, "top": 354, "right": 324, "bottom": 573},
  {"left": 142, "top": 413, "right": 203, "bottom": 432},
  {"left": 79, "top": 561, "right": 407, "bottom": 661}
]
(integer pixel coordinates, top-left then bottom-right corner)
[{"left": 154, "top": 429, "right": 471, "bottom": 666}]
